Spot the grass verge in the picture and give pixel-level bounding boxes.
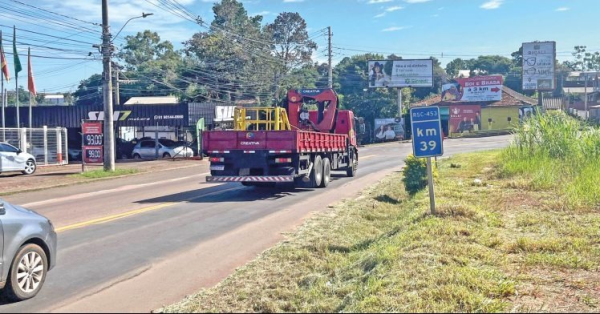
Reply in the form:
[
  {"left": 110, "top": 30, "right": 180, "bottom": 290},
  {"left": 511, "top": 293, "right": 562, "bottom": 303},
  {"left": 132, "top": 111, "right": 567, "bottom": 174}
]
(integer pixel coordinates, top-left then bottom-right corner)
[
  {"left": 69, "top": 168, "right": 139, "bottom": 179},
  {"left": 160, "top": 150, "right": 600, "bottom": 313}
]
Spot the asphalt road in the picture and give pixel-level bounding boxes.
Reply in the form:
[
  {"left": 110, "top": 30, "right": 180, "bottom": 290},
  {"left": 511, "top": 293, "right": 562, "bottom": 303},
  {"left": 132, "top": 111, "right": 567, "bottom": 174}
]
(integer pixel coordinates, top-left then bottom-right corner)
[{"left": 0, "top": 136, "right": 512, "bottom": 313}]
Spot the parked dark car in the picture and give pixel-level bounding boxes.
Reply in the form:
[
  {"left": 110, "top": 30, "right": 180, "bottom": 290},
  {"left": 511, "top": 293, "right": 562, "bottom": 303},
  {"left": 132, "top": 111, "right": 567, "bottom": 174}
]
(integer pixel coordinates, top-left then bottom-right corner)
[{"left": 116, "top": 138, "right": 136, "bottom": 160}]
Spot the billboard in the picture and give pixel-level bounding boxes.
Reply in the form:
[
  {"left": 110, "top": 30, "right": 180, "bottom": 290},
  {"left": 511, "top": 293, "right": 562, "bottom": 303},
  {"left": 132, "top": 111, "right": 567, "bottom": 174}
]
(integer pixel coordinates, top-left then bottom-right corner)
[
  {"left": 442, "top": 76, "right": 503, "bottom": 102},
  {"left": 522, "top": 41, "right": 556, "bottom": 91},
  {"left": 374, "top": 118, "right": 405, "bottom": 142},
  {"left": 449, "top": 105, "right": 482, "bottom": 134},
  {"left": 369, "top": 59, "right": 434, "bottom": 88}
]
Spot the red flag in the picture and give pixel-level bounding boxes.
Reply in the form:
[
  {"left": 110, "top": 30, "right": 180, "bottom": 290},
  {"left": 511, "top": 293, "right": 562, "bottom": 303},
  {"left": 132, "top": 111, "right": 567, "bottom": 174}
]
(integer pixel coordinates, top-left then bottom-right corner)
[
  {"left": 0, "top": 31, "right": 9, "bottom": 82},
  {"left": 28, "top": 47, "right": 36, "bottom": 95}
]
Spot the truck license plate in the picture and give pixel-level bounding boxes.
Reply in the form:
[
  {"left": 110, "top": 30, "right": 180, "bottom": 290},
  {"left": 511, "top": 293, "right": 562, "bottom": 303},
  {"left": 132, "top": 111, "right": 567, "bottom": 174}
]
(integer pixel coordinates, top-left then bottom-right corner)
[{"left": 210, "top": 165, "right": 225, "bottom": 171}]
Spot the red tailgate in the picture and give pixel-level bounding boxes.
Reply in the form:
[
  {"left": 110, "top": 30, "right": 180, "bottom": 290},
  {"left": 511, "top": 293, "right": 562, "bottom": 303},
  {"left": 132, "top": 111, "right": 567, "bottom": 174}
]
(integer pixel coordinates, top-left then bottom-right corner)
[{"left": 204, "top": 131, "right": 298, "bottom": 152}]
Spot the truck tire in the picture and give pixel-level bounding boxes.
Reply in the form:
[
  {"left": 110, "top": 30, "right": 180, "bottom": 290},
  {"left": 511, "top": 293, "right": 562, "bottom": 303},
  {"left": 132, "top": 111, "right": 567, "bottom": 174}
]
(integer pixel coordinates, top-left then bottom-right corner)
[
  {"left": 310, "top": 155, "right": 323, "bottom": 188},
  {"left": 346, "top": 149, "right": 357, "bottom": 177},
  {"left": 320, "top": 158, "right": 331, "bottom": 188}
]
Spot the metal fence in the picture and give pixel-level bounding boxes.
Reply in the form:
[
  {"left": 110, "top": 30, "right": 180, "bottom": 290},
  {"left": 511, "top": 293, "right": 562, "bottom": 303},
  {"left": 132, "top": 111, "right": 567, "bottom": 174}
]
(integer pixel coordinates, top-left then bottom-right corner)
[{"left": 0, "top": 127, "right": 69, "bottom": 166}]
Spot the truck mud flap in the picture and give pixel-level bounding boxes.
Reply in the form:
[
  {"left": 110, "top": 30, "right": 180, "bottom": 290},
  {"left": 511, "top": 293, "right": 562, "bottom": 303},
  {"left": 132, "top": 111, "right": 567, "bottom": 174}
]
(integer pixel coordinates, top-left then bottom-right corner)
[{"left": 207, "top": 176, "right": 294, "bottom": 183}]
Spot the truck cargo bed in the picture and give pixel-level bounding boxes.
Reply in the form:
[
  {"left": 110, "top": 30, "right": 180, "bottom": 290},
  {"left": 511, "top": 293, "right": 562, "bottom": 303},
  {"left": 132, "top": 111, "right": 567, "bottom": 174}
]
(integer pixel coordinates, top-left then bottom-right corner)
[{"left": 204, "top": 130, "right": 348, "bottom": 153}]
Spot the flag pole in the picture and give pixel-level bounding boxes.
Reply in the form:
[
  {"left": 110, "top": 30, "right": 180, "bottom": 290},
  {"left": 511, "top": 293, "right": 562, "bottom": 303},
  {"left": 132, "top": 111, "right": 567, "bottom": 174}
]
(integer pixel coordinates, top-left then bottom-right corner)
[
  {"left": 28, "top": 47, "right": 32, "bottom": 132},
  {"left": 1, "top": 29, "right": 4, "bottom": 140}
]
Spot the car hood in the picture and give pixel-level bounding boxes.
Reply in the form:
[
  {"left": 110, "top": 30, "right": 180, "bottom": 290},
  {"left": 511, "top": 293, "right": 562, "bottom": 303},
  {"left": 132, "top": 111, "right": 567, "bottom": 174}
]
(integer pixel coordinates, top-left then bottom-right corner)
[{"left": 1, "top": 199, "right": 47, "bottom": 220}]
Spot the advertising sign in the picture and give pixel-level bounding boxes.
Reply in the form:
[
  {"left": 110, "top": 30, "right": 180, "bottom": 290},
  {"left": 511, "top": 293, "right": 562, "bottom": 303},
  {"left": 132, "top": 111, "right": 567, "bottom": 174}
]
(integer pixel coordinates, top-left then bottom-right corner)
[
  {"left": 369, "top": 59, "right": 434, "bottom": 88},
  {"left": 522, "top": 41, "right": 556, "bottom": 91},
  {"left": 442, "top": 76, "right": 503, "bottom": 102},
  {"left": 410, "top": 107, "right": 444, "bottom": 158},
  {"left": 449, "top": 105, "right": 482, "bottom": 134},
  {"left": 374, "top": 118, "right": 405, "bottom": 142},
  {"left": 82, "top": 121, "right": 103, "bottom": 164}
]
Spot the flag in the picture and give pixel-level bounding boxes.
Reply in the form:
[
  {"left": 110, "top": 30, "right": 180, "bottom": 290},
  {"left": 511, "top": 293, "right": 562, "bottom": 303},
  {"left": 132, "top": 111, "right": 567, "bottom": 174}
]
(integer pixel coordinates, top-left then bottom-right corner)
[
  {"left": 0, "top": 30, "right": 9, "bottom": 82},
  {"left": 28, "top": 47, "right": 36, "bottom": 95},
  {"left": 13, "top": 26, "right": 22, "bottom": 78}
]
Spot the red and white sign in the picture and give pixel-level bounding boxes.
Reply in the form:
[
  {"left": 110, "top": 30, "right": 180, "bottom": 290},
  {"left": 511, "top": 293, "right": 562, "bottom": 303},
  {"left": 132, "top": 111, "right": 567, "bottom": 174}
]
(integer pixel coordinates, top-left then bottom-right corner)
[
  {"left": 449, "top": 105, "right": 482, "bottom": 134},
  {"left": 82, "top": 121, "right": 104, "bottom": 164},
  {"left": 456, "top": 76, "right": 503, "bottom": 102}
]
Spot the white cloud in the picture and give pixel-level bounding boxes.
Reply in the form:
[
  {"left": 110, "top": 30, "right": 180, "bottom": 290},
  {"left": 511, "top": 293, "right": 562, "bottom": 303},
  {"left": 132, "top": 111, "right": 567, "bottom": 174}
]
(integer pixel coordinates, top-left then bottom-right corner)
[
  {"left": 555, "top": 7, "right": 570, "bottom": 12},
  {"left": 375, "top": 13, "right": 387, "bottom": 18},
  {"left": 404, "top": 0, "right": 432, "bottom": 3},
  {"left": 480, "top": 0, "right": 503, "bottom": 10},
  {"left": 382, "top": 26, "right": 410, "bottom": 32},
  {"left": 368, "top": 0, "right": 393, "bottom": 4},
  {"left": 252, "top": 11, "right": 273, "bottom": 16},
  {"left": 386, "top": 6, "right": 404, "bottom": 12},
  {"left": 283, "top": 0, "right": 305, "bottom": 2}
]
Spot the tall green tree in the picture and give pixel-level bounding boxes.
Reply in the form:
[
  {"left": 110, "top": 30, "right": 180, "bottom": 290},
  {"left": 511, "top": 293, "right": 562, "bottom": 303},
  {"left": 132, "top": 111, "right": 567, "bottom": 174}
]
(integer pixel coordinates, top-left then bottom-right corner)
[
  {"left": 266, "top": 12, "right": 317, "bottom": 74},
  {"left": 183, "top": 0, "right": 275, "bottom": 103}
]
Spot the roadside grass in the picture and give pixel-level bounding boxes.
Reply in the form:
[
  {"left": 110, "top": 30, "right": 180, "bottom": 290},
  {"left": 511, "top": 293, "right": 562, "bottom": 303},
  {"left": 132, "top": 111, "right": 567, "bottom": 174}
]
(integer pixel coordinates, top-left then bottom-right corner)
[
  {"left": 68, "top": 168, "right": 138, "bottom": 179},
  {"left": 160, "top": 148, "right": 600, "bottom": 313}
]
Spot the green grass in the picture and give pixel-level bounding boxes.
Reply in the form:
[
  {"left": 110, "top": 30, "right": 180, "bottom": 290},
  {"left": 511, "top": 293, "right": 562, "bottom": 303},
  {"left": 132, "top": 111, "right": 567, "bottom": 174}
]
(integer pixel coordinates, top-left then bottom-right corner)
[
  {"left": 501, "top": 111, "right": 600, "bottom": 208},
  {"left": 159, "top": 149, "right": 600, "bottom": 313},
  {"left": 69, "top": 168, "right": 138, "bottom": 179}
]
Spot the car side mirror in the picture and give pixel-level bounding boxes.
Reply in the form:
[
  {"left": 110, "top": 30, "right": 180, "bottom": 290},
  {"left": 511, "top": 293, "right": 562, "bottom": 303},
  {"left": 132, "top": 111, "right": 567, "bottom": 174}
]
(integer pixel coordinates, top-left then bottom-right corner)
[
  {"left": 16, "top": 149, "right": 22, "bottom": 155},
  {"left": 0, "top": 203, "right": 6, "bottom": 215}
]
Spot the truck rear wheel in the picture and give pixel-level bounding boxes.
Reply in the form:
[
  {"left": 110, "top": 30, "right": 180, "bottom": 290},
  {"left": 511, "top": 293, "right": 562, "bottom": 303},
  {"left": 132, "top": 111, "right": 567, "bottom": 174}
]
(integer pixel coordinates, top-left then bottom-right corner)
[
  {"left": 310, "top": 155, "right": 323, "bottom": 188},
  {"left": 346, "top": 150, "right": 357, "bottom": 177},
  {"left": 320, "top": 158, "right": 331, "bottom": 188}
]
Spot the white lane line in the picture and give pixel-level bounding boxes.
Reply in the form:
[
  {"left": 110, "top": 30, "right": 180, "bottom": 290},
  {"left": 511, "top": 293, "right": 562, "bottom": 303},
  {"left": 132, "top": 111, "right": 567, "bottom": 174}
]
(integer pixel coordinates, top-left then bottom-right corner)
[{"left": 22, "top": 172, "right": 211, "bottom": 208}]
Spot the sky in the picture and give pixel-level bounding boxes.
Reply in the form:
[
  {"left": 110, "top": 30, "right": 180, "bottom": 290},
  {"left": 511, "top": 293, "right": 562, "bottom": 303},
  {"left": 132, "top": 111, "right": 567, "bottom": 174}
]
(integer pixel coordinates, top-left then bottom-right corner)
[{"left": 1, "top": 0, "right": 599, "bottom": 94}]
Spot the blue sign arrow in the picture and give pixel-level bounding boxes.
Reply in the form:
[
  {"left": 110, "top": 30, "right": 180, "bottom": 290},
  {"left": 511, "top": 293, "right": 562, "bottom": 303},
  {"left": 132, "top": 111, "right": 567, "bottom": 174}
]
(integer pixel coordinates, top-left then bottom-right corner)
[{"left": 410, "top": 107, "right": 444, "bottom": 158}]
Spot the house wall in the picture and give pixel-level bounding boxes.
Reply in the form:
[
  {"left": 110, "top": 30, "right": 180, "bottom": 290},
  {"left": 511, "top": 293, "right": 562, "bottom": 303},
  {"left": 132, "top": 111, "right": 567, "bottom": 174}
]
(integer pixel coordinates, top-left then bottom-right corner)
[{"left": 481, "top": 107, "right": 520, "bottom": 130}]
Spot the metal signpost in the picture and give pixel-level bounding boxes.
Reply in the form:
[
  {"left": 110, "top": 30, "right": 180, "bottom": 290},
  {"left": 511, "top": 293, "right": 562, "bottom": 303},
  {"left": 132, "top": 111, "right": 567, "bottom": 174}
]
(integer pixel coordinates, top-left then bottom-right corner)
[
  {"left": 410, "top": 106, "right": 444, "bottom": 214},
  {"left": 82, "top": 120, "right": 104, "bottom": 172}
]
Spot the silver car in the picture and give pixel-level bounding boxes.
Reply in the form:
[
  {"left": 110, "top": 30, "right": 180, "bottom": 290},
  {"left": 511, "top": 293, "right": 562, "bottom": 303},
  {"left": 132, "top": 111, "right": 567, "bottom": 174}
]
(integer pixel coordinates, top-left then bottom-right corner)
[
  {"left": 0, "top": 143, "right": 37, "bottom": 175},
  {"left": 131, "top": 140, "right": 194, "bottom": 159},
  {"left": 0, "top": 199, "right": 57, "bottom": 301}
]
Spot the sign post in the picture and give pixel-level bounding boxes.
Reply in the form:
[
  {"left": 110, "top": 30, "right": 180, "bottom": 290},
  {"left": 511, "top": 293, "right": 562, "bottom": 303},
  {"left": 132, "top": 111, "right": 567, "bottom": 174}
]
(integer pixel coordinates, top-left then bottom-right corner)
[
  {"left": 82, "top": 120, "right": 104, "bottom": 168},
  {"left": 410, "top": 106, "right": 444, "bottom": 215}
]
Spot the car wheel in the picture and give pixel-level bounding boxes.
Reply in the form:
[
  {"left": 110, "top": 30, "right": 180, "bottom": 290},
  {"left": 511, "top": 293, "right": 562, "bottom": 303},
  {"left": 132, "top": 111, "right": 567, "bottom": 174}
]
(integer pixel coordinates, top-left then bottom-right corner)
[
  {"left": 22, "top": 160, "right": 36, "bottom": 175},
  {"left": 163, "top": 153, "right": 172, "bottom": 159},
  {"left": 3, "top": 244, "right": 48, "bottom": 302},
  {"left": 133, "top": 154, "right": 142, "bottom": 160}
]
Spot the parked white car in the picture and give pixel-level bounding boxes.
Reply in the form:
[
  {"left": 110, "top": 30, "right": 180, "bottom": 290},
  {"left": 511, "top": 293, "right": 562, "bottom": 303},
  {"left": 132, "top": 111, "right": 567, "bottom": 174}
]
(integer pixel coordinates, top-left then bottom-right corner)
[
  {"left": 131, "top": 140, "right": 194, "bottom": 159},
  {"left": 0, "top": 143, "right": 37, "bottom": 175}
]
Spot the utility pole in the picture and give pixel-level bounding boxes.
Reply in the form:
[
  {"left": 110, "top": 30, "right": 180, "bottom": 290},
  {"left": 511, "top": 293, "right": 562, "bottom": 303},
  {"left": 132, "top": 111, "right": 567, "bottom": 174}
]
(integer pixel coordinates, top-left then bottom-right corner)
[
  {"left": 113, "top": 63, "right": 120, "bottom": 106},
  {"left": 328, "top": 26, "right": 333, "bottom": 89},
  {"left": 102, "top": 0, "right": 115, "bottom": 171}
]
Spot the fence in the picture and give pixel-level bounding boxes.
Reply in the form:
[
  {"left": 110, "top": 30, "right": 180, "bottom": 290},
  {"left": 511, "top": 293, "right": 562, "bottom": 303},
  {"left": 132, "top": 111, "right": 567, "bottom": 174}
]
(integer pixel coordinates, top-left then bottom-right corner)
[{"left": 0, "top": 127, "right": 69, "bottom": 166}]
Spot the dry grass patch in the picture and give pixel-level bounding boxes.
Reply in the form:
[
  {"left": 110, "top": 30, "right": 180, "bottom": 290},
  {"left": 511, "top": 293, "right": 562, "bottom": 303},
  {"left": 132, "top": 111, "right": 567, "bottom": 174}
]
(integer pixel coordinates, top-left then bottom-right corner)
[{"left": 160, "top": 150, "right": 600, "bottom": 313}]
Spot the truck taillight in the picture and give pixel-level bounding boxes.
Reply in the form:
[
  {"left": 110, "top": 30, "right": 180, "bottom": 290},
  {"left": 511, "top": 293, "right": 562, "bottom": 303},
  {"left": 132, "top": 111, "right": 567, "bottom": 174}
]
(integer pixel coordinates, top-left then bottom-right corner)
[
  {"left": 210, "top": 157, "right": 225, "bottom": 163},
  {"left": 275, "top": 158, "right": 292, "bottom": 163}
]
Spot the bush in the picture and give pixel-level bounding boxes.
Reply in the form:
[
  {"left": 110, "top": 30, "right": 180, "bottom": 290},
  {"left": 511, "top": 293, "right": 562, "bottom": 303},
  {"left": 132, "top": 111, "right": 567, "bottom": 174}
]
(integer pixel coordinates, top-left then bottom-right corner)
[{"left": 402, "top": 155, "right": 428, "bottom": 195}]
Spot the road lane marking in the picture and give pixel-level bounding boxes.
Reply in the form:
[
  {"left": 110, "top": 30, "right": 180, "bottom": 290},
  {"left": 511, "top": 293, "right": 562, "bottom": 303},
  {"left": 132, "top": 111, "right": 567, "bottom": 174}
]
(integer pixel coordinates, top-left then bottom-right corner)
[
  {"left": 361, "top": 155, "right": 377, "bottom": 160},
  {"left": 22, "top": 172, "right": 211, "bottom": 208},
  {"left": 55, "top": 186, "right": 243, "bottom": 233}
]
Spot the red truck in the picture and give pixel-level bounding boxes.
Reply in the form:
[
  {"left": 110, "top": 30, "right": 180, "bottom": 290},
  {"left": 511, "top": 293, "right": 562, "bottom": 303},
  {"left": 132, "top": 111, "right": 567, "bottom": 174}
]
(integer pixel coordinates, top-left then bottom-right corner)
[{"left": 204, "top": 89, "right": 359, "bottom": 188}]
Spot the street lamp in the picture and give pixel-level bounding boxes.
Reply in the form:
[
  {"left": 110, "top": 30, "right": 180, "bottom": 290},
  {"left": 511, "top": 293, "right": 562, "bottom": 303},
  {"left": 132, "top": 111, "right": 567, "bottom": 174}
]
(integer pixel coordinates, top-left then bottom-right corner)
[{"left": 113, "top": 13, "right": 154, "bottom": 43}]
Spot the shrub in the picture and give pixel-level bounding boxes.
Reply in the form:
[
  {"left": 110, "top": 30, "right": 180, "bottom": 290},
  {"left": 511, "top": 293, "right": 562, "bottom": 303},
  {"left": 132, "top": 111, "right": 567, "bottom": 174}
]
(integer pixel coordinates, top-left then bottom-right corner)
[{"left": 402, "top": 155, "right": 428, "bottom": 195}]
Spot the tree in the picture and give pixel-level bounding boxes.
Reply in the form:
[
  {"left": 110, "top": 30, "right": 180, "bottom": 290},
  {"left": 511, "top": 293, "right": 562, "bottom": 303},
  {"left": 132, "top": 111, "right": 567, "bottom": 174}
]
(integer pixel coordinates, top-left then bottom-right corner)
[
  {"left": 73, "top": 74, "right": 103, "bottom": 106},
  {"left": 183, "top": 0, "right": 275, "bottom": 103},
  {"left": 266, "top": 12, "right": 317, "bottom": 74},
  {"left": 445, "top": 58, "right": 467, "bottom": 78},
  {"left": 469, "top": 55, "right": 513, "bottom": 75},
  {"left": 116, "top": 31, "right": 183, "bottom": 103}
]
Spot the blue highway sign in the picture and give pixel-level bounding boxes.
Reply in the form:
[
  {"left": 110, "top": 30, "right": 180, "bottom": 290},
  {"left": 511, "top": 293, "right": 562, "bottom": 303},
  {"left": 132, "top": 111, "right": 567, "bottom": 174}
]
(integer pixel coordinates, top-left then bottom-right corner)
[{"left": 410, "top": 106, "right": 444, "bottom": 158}]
